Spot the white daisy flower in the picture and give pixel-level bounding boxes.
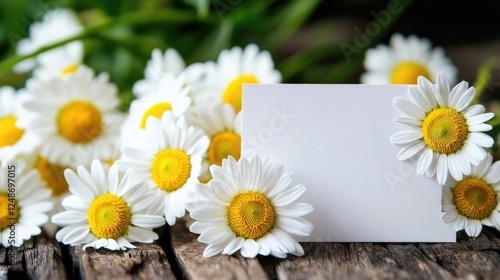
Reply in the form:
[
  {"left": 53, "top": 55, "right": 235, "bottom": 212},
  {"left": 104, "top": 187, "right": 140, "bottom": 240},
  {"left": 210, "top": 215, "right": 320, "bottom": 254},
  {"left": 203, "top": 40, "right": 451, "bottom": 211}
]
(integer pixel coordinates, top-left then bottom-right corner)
[
  {"left": 0, "top": 159, "right": 53, "bottom": 247},
  {"left": 30, "top": 153, "right": 72, "bottom": 236},
  {"left": 186, "top": 156, "right": 314, "bottom": 259},
  {"left": 442, "top": 153, "right": 500, "bottom": 237},
  {"left": 0, "top": 86, "right": 40, "bottom": 161},
  {"left": 196, "top": 44, "right": 281, "bottom": 113},
  {"left": 52, "top": 160, "right": 165, "bottom": 250},
  {"left": 361, "top": 33, "right": 457, "bottom": 85},
  {"left": 117, "top": 112, "right": 209, "bottom": 226},
  {"left": 390, "top": 73, "right": 495, "bottom": 185},
  {"left": 121, "top": 73, "right": 191, "bottom": 140},
  {"left": 32, "top": 47, "right": 83, "bottom": 80},
  {"left": 186, "top": 101, "right": 241, "bottom": 182},
  {"left": 18, "top": 65, "right": 124, "bottom": 167},
  {"left": 14, "top": 9, "right": 83, "bottom": 74},
  {"left": 132, "top": 48, "right": 206, "bottom": 99}
]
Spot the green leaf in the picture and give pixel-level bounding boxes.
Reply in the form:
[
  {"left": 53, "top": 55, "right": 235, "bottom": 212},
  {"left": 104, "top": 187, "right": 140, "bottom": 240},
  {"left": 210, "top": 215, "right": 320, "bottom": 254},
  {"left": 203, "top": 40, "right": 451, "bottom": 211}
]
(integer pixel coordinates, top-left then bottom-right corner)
[
  {"left": 264, "top": 0, "right": 322, "bottom": 50},
  {"left": 183, "top": 0, "right": 210, "bottom": 19},
  {"left": 188, "top": 20, "right": 233, "bottom": 62}
]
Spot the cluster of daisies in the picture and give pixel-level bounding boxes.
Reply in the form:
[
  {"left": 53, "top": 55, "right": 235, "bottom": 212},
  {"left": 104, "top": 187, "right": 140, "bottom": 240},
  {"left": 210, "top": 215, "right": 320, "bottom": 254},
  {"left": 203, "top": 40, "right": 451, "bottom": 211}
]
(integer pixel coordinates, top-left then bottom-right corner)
[
  {"left": 367, "top": 35, "right": 500, "bottom": 238},
  {"left": 1, "top": 7, "right": 499, "bottom": 258},
  {"left": 0, "top": 9, "right": 313, "bottom": 258}
]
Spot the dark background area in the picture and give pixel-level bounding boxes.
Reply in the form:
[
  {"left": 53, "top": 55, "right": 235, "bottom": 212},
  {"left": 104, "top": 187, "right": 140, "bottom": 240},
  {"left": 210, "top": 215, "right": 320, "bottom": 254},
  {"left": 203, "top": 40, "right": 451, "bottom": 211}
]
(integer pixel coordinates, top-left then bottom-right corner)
[{"left": 0, "top": 0, "right": 499, "bottom": 97}]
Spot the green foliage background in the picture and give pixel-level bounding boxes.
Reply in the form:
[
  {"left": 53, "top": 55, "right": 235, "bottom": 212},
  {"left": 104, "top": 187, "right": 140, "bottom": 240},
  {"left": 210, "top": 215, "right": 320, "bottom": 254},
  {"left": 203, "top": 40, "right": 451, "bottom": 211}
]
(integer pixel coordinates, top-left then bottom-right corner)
[{"left": 0, "top": 0, "right": 499, "bottom": 152}]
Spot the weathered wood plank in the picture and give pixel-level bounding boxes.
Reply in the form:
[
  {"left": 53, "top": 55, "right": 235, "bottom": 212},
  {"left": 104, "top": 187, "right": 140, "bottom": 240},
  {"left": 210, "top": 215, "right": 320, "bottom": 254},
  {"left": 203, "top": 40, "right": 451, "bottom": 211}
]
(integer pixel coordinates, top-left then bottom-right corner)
[
  {"left": 170, "top": 220, "right": 269, "bottom": 280},
  {"left": 276, "top": 229, "right": 500, "bottom": 280},
  {"left": 0, "top": 232, "right": 68, "bottom": 279},
  {"left": 68, "top": 242, "right": 176, "bottom": 280}
]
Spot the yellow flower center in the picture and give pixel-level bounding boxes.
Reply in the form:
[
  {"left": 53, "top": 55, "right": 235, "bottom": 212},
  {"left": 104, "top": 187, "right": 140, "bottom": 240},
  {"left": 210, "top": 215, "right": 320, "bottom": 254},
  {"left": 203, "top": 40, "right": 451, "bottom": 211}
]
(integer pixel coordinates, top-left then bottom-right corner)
[
  {"left": 87, "top": 193, "right": 131, "bottom": 239},
  {"left": 60, "top": 64, "right": 79, "bottom": 77},
  {"left": 57, "top": 101, "right": 103, "bottom": 143},
  {"left": 140, "top": 102, "right": 172, "bottom": 129},
  {"left": 0, "top": 116, "right": 25, "bottom": 148},
  {"left": 453, "top": 178, "right": 497, "bottom": 220},
  {"left": 35, "top": 157, "right": 69, "bottom": 196},
  {"left": 152, "top": 149, "right": 191, "bottom": 193},
  {"left": 0, "top": 194, "right": 19, "bottom": 230},
  {"left": 421, "top": 108, "right": 468, "bottom": 154},
  {"left": 208, "top": 131, "right": 241, "bottom": 166},
  {"left": 390, "top": 61, "right": 431, "bottom": 84},
  {"left": 227, "top": 191, "right": 275, "bottom": 239},
  {"left": 222, "top": 75, "right": 259, "bottom": 113}
]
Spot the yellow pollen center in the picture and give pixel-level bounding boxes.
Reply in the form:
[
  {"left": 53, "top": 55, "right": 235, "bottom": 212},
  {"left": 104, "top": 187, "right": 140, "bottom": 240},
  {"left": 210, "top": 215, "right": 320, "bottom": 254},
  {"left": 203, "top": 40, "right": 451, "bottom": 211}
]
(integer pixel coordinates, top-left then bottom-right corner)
[
  {"left": 152, "top": 149, "right": 191, "bottom": 193},
  {"left": 222, "top": 75, "right": 259, "bottom": 113},
  {"left": 57, "top": 101, "right": 103, "bottom": 143},
  {"left": 0, "top": 116, "right": 25, "bottom": 148},
  {"left": 208, "top": 131, "right": 241, "bottom": 166},
  {"left": 61, "top": 64, "right": 79, "bottom": 77},
  {"left": 35, "top": 157, "right": 69, "bottom": 196},
  {"left": 227, "top": 191, "right": 275, "bottom": 239},
  {"left": 421, "top": 108, "right": 468, "bottom": 154},
  {"left": 453, "top": 178, "right": 497, "bottom": 220},
  {"left": 391, "top": 61, "right": 431, "bottom": 84},
  {"left": 87, "top": 193, "right": 131, "bottom": 239},
  {"left": 140, "top": 102, "right": 172, "bottom": 129},
  {"left": 0, "top": 194, "right": 19, "bottom": 230}
]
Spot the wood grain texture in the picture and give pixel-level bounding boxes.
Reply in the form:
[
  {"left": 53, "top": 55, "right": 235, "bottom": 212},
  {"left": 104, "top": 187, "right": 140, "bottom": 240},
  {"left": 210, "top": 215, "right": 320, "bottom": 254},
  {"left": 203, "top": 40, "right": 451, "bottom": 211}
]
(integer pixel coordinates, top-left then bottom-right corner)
[
  {"left": 69, "top": 242, "right": 175, "bottom": 280},
  {"left": 170, "top": 221, "right": 269, "bottom": 280},
  {"left": 275, "top": 228, "right": 500, "bottom": 280},
  {"left": 0, "top": 233, "right": 68, "bottom": 280}
]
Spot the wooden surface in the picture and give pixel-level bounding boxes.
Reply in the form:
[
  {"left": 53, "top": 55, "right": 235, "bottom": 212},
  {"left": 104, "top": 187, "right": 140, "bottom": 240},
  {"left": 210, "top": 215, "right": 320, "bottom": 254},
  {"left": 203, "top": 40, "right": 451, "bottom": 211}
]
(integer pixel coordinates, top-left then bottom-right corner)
[{"left": 2, "top": 221, "right": 500, "bottom": 279}]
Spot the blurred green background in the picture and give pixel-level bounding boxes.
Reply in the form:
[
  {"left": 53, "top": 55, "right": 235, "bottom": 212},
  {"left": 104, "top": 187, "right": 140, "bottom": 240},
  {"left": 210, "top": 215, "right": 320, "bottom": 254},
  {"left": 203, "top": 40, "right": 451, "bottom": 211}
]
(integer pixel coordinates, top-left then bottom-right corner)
[{"left": 0, "top": 0, "right": 499, "bottom": 130}]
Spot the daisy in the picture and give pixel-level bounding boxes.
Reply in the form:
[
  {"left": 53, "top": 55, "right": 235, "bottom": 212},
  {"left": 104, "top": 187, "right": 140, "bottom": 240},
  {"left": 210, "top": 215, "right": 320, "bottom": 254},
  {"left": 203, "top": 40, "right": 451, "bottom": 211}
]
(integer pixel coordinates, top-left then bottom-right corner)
[
  {"left": 18, "top": 65, "right": 124, "bottom": 167},
  {"left": 195, "top": 44, "right": 281, "bottom": 113},
  {"left": 14, "top": 8, "right": 83, "bottom": 74},
  {"left": 186, "top": 156, "right": 314, "bottom": 258},
  {"left": 442, "top": 153, "right": 500, "bottom": 237},
  {"left": 132, "top": 48, "right": 207, "bottom": 99},
  {"left": 121, "top": 73, "right": 191, "bottom": 139},
  {"left": 186, "top": 101, "right": 241, "bottom": 182},
  {"left": 0, "top": 86, "right": 40, "bottom": 161},
  {"left": 32, "top": 153, "right": 72, "bottom": 235},
  {"left": 390, "top": 73, "right": 495, "bottom": 185},
  {"left": 0, "top": 158, "right": 53, "bottom": 247},
  {"left": 52, "top": 160, "right": 165, "bottom": 250},
  {"left": 116, "top": 112, "right": 209, "bottom": 226},
  {"left": 361, "top": 33, "right": 457, "bottom": 85}
]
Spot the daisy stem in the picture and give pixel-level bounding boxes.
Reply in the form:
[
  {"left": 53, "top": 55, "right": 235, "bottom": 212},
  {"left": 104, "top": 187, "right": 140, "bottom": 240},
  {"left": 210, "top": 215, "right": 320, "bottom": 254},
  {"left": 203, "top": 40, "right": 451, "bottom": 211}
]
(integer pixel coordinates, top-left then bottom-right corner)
[
  {"left": 473, "top": 57, "right": 500, "bottom": 104},
  {"left": 0, "top": 9, "right": 216, "bottom": 75}
]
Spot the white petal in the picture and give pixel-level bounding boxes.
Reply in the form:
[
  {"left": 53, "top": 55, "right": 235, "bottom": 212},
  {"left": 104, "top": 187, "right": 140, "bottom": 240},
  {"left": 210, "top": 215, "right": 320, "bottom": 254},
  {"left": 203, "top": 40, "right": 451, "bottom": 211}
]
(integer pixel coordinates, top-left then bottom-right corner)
[
  {"left": 453, "top": 215, "right": 468, "bottom": 232},
  {"left": 448, "top": 154, "right": 463, "bottom": 182},
  {"left": 390, "top": 131, "right": 422, "bottom": 145},
  {"left": 397, "top": 142, "right": 426, "bottom": 161},
  {"left": 240, "top": 239, "right": 259, "bottom": 258},
  {"left": 436, "top": 154, "right": 449, "bottom": 185},
  {"left": 52, "top": 211, "right": 87, "bottom": 226},
  {"left": 131, "top": 214, "right": 165, "bottom": 228},
  {"left": 203, "top": 243, "right": 224, "bottom": 258},
  {"left": 467, "top": 113, "right": 495, "bottom": 125},
  {"left": 485, "top": 162, "right": 500, "bottom": 184},
  {"left": 127, "top": 226, "right": 158, "bottom": 243},
  {"left": 278, "top": 217, "right": 313, "bottom": 236},
  {"left": 64, "top": 169, "right": 95, "bottom": 203},
  {"left": 468, "top": 133, "right": 494, "bottom": 148},
  {"left": 394, "top": 98, "right": 425, "bottom": 119},
  {"left": 416, "top": 149, "right": 433, "bottom": 175},
  {"left": 465, "top": 220, "right": 482, "bottom": 237},
  {"left": 222, "top": 237, "right": 245, "bottom": 255}
]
